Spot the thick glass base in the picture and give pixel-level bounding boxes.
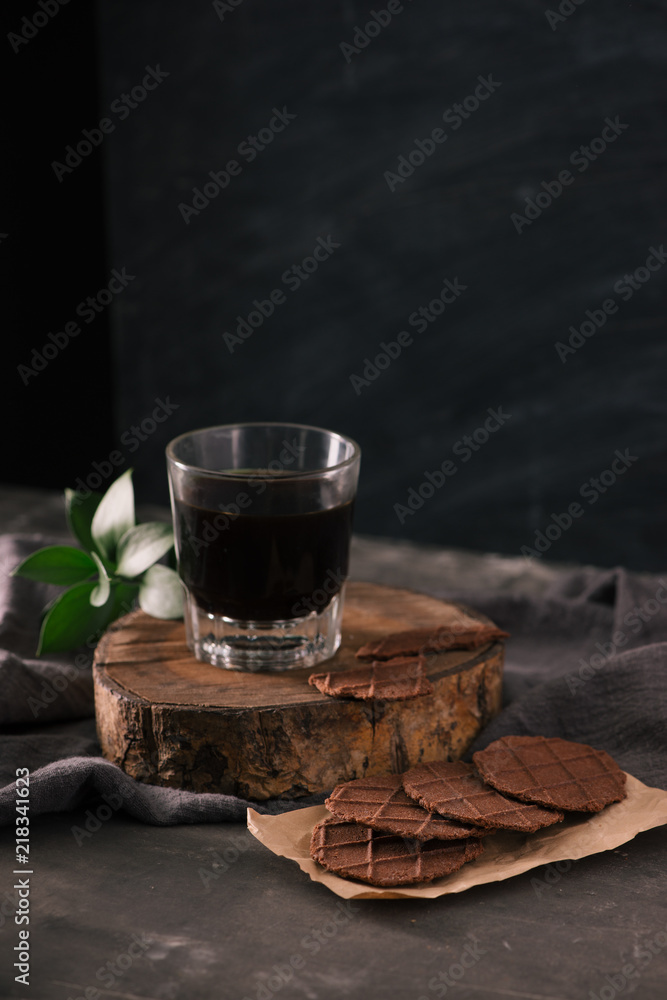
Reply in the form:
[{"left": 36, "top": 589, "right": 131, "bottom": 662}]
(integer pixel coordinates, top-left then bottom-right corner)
[{"left": 183, "top": 587, "right": 345, "bottom": 671}]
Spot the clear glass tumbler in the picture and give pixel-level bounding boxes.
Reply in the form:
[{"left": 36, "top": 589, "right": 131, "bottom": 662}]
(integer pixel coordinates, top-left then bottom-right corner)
[{"left": 166, "top": 422, "right": 361, "bottom": 671}]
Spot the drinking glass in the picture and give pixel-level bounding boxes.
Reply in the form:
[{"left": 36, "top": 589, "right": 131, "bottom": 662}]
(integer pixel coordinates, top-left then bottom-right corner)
[{"left": 166, "top": 422, "right": 361, "bottom": 671}]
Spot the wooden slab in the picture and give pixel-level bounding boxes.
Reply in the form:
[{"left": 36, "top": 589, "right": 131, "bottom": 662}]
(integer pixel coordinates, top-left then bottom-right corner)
[{"left": 93, "top": 582, "right": 505, "bottom": 800}]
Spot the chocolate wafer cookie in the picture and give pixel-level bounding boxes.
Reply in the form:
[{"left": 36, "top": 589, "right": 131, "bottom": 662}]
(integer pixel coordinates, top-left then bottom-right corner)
[
  {"left": 356, "top": 622, "right": 509, "bottom": 661},
  {"left": 473, "top": 735, "right": 627, "bottom": 813},
  {"left": 326, "top": 774, "right": 488, "bottom": 841},
  {"left": 310, "top": 817, "right": 485, "bottom": 887},
  {"left": 309, "top": 657, "right": 434, "bottom": 701},
  {"left": 402, "top": 761, "right": 564, "bottom": 833}
]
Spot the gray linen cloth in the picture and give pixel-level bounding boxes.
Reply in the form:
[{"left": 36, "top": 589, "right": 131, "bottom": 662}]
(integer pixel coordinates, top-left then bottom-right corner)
[{"left": 1, "top": 534, "right": 666, "bottom": 826}]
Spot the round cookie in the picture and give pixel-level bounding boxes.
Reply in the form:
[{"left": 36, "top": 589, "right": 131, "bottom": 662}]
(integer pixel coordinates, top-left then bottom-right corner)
[
  {"left": 310, "top": 817, "right": 485, "bottom": 887},
  {"left": 309, "top": 657, "right": 433, "bottom": 701},
  {"left": 472, "top": 735, "right": 627, "bottom": 813},
  {"left": 326, "top": 774, "right": 488, "bottom": 841},
  {"left": 402, "top": 760, "right": 564, "bottom": 833}
]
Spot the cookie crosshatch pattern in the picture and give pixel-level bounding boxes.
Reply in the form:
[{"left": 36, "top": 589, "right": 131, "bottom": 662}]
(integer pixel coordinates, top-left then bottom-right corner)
[
  {"left": 310, "top": 817, "right": 485, "bottom": 887},
  {"left": 402, "top": 761, "right": 564, "bottom": 833},
  {"left": 473, "top": 735, "right": 628, "bottom": 812},
  {"left": 325, "top": 774, "right": 488, "bottom": 841}
]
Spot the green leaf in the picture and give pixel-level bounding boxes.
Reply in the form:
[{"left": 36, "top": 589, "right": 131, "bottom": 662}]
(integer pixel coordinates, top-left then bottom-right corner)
[
  {"left": 38, "top": 582, "right": 110, "bottom": 655},
  {"left": 107, "top": 581, "right": 140, "bottom": 621},
  {"left": 90, "top": 552, "right": 111, "bottom": 607},
  {"left": 139, "top": 565, "right": 183, "bottom": 619},
  {"left": 12, "top": 546, "right": 97, "bottom": 586},
  {"left": 37, "top": 580, "right": 140, "bottom": 655},
  {"left": 115, "top": 522, "right": 174, "bottom": 579},
  {"left": 65, "top": 488, "right": 104, "bottom": 554},
  {"left": 91, "top": 469, "right": 135, "bottom": 561}
]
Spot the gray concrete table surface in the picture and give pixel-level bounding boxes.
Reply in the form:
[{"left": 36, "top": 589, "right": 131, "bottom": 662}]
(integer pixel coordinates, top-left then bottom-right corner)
[{"left": 1, "top": 486, "right": 666, "bottom": 1000}]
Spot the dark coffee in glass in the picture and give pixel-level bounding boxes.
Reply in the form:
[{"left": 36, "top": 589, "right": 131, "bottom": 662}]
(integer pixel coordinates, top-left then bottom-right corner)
[
  {"left": 175, "top": 494, "right": 354, "bottom": 622},
  {"left": 166, "top": 424, "right": 361, "bottom": 671}
]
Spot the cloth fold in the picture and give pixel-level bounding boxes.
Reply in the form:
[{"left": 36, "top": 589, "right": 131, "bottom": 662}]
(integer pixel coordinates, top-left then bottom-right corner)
[{"left": 1, "top": 532, "right": 666, "bottom": 826}]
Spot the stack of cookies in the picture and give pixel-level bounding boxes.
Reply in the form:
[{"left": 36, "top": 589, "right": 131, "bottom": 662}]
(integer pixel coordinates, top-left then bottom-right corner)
[{"left": 310, "top": 735, "right": 627, "bottom": 887}]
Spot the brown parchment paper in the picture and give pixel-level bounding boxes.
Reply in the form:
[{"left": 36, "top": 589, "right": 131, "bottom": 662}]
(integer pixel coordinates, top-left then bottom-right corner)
[{"left": 247, "top": 774, "right": 667, "bottom": 900}]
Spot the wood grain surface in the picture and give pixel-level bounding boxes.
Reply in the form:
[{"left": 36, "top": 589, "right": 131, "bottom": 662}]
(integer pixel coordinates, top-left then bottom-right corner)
[{"left": 94, "top": 582, "right": 505, "bottom": 799}]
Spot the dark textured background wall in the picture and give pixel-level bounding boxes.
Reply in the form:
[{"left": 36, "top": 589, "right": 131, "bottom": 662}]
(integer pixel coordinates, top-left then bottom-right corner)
[
  {"left": 6, "top": 0, "right": 113, "bottom": 492},
  {"left": 7, "top": 1, "right": 667, "bottom": 570}
]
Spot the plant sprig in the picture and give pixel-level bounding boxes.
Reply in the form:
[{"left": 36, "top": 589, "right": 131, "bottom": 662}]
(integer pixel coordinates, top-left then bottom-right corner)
[{"left": 13, "top": 469, "right": 182, "bottom": 655}]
